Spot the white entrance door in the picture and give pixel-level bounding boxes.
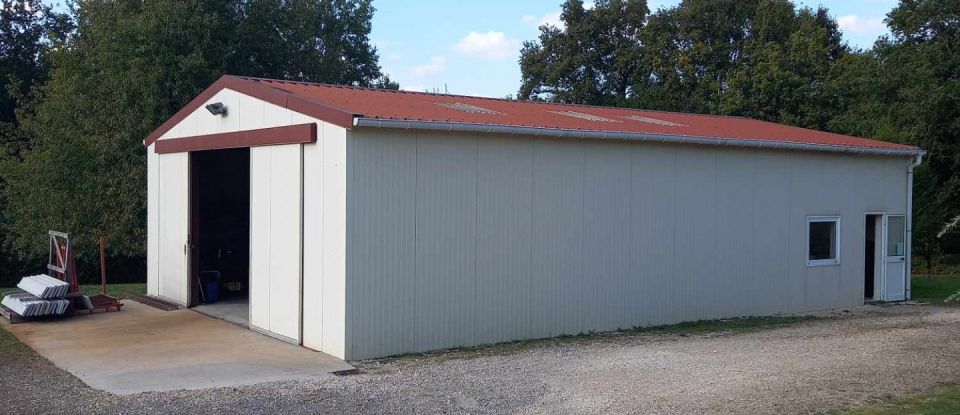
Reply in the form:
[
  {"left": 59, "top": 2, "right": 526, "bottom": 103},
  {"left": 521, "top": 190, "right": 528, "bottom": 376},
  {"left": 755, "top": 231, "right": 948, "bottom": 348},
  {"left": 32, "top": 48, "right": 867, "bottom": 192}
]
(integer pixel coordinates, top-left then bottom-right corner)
[
  {"left": 882, "top": 215, "right": 907, "bottom": 301},
  {"left": 157, "top": 152, "right": 191, "bottom": 305}
]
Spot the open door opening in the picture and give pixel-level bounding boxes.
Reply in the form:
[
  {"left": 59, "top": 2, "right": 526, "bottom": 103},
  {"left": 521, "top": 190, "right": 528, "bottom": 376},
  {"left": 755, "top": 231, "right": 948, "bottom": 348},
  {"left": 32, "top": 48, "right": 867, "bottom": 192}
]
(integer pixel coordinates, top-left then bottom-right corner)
[
  {"left": 189, "top": 148, "right": 251, "bottom": 327},
  {"left": 864, "top": 214, "right": 882, "bottom": 301}
]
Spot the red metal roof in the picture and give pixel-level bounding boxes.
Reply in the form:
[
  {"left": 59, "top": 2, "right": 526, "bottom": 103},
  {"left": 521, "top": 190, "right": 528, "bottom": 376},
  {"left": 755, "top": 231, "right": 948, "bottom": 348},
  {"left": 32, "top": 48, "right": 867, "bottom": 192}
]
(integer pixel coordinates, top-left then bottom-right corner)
[{"left": 146, "top": 75, "right": 919, "bottom": 154}]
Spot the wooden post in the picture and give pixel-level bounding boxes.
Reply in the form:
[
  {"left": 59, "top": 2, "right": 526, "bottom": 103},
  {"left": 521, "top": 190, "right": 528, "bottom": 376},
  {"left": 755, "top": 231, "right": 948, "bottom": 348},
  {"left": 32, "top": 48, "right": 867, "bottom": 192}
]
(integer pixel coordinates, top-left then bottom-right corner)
[{"left": 99, "top": 237, "right": 107, "bottom": 295}]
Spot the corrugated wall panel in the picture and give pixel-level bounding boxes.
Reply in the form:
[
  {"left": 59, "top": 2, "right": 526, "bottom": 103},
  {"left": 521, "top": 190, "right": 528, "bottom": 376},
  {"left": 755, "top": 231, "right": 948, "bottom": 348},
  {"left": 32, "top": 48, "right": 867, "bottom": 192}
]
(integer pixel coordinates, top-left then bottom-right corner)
[
  {"left": 673, "top": 147, "right": 717, "bottom": 322},
  {"left": 530, "top": 138, "right": 584, "bottom": 338},
  {"left": 346, "top": 129, "right": 912, "bottom": 359},
  {"left": 790, "top": 154, "right": 826, "bottom": 311},
  {"left": 583, "top": 143, "right": 632, "bottom": 331},
  {"left": 714, "top": 150, "right": 755, "bottom": 318},
  {"left": 475, "top": 136, "right": 534, "bottom": 344},
  {"left": 751, "top": 152, "right": 792, "bottom": 315},
  {"left": 346, "top": 129, "right": 417, "bottom": 358},
  {"left": 630, "top": 144, "right": 677, "bottom": 326},
  {"left": 413, "top": 132, "right": 479, "bottom": 351}
]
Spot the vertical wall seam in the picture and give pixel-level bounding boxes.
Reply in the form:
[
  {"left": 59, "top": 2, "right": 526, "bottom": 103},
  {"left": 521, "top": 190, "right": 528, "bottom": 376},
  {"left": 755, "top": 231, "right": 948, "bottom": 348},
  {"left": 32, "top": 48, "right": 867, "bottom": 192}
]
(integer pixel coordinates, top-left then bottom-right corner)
[
  {"left": 473, "top": 133, "right": 479, "bottom": 345},
  {"left": 750, "top": 150, "right": 757, "bottom": 314},
  {"left": 412, "top": 131, "right": 419, "bottom": 352},
  {"left": 671, "top": 147, "right": 678, "bottom": 321},
  {"left": 528, "top": 139, "right": 535, "bottom": 339},
  {"left": 579, "top": 142, "right": 586, "bottom": 333},
  {"left": 709, "top": 150, "right": 716, "bottom": 320},
  {"left": 299, "top": 143, "right": 305, "bottom": 344},
  {"left": 266, "top": 148, "right": 273, "bottom": 332},
  {"left": 627, "top": 143, "right": 634, "bottom": 327},
  {"left": 342, "top": 127, "right": 350, "bottom": 357}
]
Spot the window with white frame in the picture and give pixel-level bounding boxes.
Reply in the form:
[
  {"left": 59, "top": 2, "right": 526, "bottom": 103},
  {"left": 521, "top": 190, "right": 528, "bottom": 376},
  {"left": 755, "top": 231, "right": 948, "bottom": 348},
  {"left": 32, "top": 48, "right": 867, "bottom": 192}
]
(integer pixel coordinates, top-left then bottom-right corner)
[{"left": 807, "top": 216, "right": 840, "bottom": 266}]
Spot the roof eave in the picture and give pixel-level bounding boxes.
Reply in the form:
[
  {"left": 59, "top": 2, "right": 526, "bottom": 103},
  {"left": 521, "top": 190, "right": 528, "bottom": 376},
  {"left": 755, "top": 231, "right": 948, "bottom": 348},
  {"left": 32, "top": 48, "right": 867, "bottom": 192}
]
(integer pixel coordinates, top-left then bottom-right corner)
[
  {"left": 353, "top": 118, "right": 925, "bottom": 158},
  {"left": 144, "top": 75, "right": 357, "bottom": 147}
]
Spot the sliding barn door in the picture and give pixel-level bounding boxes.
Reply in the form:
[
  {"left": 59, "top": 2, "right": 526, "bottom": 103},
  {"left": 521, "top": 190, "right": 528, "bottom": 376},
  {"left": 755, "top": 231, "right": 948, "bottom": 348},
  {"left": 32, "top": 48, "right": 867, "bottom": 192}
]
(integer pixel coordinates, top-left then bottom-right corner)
[
  {"left": 250, "top": 144, "right": 303, "bottom": 343},
  {"left": 157, "top": 152, "right": 191, "bottom": 305}
]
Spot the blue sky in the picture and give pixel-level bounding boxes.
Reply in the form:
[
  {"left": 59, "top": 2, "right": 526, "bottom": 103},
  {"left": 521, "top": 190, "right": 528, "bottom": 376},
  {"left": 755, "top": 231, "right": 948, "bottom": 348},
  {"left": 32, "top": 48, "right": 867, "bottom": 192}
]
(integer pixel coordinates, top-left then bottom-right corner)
[{"left": 371, "top": 0, "right": 900, "bottom": 97}]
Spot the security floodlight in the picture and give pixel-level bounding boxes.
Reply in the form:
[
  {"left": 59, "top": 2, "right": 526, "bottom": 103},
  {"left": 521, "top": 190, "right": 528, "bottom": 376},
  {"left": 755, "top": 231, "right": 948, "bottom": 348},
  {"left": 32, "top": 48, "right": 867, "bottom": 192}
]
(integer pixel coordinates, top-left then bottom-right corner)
[{"left": 205, "top": 102, "right": 227, "bottom": 116}]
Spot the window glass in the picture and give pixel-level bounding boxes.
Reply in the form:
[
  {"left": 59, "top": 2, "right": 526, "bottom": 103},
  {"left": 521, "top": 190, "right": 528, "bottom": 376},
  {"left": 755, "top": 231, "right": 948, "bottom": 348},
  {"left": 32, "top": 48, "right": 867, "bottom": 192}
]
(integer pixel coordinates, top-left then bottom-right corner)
[
  {"left": 808, "top": 217, "right": 839, "bottom": 264},
  {"left": 887, "top": 216, "right": 905, "bottom": 256}
]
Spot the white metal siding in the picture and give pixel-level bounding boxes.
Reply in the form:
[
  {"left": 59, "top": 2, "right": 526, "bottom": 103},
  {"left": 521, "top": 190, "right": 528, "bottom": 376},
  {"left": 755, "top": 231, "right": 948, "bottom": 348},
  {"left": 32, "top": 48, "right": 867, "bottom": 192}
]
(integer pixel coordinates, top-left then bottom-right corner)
[
  {"left": 475, "top": 137, "right": 534, "bottom": 344},
  {"left": 530, "top": 139, "right": 584, "bottom": 338},
  {"left": 345, "top": 130, "right": 418, "bottom": 358},
  {"left": 303, "top": 122, "right": 348, "bottom": 358},
  {"left": 146, "top": 145, "right": 160, "bottom": 297},
  {"left": 345, "top": 130, "right": 911, "bottom": 359}
]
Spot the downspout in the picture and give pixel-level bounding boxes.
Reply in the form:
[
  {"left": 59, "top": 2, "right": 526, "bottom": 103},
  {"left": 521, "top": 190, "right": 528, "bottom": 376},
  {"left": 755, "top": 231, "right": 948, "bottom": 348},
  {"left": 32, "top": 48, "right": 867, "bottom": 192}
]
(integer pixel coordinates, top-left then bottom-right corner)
[{"left": 905, "top": 152, "right": 924, "bottom": 300}]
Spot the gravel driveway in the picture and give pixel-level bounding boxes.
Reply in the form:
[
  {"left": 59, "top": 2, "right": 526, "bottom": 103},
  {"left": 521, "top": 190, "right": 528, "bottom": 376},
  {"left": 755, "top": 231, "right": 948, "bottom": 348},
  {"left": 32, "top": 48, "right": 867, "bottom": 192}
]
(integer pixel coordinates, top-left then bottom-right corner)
[{"left": 3, "top": 304, "right": 960, "bottom": 414}]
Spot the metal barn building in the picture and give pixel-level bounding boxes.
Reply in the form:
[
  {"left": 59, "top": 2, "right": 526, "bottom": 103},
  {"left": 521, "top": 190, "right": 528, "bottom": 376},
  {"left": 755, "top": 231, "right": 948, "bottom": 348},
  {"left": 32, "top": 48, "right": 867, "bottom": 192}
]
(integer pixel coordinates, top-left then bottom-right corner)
[{"left": 146, "top": 75, "right": 924, "bottom": 360}]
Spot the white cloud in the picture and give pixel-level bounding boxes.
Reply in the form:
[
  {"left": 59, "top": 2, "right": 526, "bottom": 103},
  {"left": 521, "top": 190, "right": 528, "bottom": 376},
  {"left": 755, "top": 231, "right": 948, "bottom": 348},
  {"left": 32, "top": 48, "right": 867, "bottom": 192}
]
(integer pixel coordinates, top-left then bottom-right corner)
[
  {"left": 524, "top": 2, "right": 593, "bottom": 30},
  {"left": 401, "top": 84, "right": 426, "bottom": 92},
  {"left": 387, "top": 53, "right": 402, "bottom": 61},
  {"left": 537, "top": 11, "right": 564, "bottom": 29},
  {"left": 453, "top": 31, "right": 521, "bottom": 60},
  {"left": 409, "top": 56, "right": 446, "bottom": 76},
  {"left": 837, "top": 14, "right": 886, "bottom": 36}
]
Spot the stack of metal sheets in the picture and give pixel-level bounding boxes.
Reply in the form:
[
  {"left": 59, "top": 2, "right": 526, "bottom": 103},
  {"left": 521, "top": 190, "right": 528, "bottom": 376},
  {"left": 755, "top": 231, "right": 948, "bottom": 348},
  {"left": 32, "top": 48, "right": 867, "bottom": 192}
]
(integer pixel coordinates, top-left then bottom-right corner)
[
  {"left": 16, "top": 274, "right": 70, "bottom": 299},
  {"left": 1, "top": 293, "right": 71, "bottom": 317}
]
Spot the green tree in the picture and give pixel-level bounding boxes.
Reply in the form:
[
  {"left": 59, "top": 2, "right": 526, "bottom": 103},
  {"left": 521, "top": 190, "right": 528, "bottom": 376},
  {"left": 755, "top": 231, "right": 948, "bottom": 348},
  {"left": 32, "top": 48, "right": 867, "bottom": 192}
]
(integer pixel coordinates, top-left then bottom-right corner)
[
  {"left": 519, "top": 0, "right": 848, "bottom": 127},
  {"left": 519, "top": 0, "right": 649, "bottom": 106},
  {"left": 721, "top": 4, "right": 846, "bottom": 129},
  {"left": 1, "top": 0, "right": 390, "bottom": 282},
  {"left": 0, "top": 0, "right": 72, "bottom": 285},
  {"left": 640, "top": 0, "right": 761, "bottom": 113},
  {"left": 0, "top": 0, "right": 71, "bottom": 134},
  {"left": 231, "top": 0, "right": 384, "bottom": 85}
]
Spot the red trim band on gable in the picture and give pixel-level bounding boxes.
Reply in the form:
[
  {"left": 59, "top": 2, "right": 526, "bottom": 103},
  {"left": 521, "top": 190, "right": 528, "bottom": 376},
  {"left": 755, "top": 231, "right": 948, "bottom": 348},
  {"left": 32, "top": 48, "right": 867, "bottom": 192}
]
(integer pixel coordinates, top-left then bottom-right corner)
[
  {"left": 144, "top": 75, "right": 355, "bottom": 147},
  {"left": 154, "top": 123, "right": 317, "bottom": 154}
]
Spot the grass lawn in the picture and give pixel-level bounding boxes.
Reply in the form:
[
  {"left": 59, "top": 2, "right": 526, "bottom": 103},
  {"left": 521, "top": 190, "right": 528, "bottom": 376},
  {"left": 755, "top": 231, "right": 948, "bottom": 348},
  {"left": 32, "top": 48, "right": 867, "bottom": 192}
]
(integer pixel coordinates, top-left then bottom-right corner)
[
  {"left": 835, "top": 384, "right": 960, "bottom": 415},
  {"left": 0, "top": 282, "right": 146, "bottom": 299},
  {"left": 912, "top": 274, "right": 960, "bottom": 302},
  {"left": 0, "top": 320, "right": 25, "bottom": 352}
]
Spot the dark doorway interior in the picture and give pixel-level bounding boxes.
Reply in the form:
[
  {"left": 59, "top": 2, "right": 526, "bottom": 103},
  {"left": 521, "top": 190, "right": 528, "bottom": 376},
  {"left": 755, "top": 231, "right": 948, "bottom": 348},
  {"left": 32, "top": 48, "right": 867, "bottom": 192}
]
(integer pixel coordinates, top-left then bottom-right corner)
[
  {"left": 864, "top": 215, "right": 879, "bottom": 300},
  {"left": 191, "top": 148, "right": 250, "bottom": 312}
]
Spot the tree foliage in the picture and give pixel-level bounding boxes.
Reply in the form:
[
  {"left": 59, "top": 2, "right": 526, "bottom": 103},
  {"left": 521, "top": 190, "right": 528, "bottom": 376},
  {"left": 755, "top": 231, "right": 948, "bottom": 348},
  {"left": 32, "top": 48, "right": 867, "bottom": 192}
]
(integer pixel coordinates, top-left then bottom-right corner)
[
  {"left": 0, "top": 0, "right": 390, "bottom": 282},
  {"left": 0, "top": 0, "right": 72, "bottom": 283},
  {"left": 519, "top": 0, "right": 649, "bottom": 106},
  {"left": 520, "top": 0, "right": 847, "bottom": 129}
]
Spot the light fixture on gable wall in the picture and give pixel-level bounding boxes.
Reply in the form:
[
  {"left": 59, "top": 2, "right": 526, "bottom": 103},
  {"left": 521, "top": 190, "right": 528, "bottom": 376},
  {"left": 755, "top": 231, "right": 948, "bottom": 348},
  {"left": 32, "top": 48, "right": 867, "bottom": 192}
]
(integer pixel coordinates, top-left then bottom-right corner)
[{"left": 205, "top": 102, "right": 227, "bottom": 116}]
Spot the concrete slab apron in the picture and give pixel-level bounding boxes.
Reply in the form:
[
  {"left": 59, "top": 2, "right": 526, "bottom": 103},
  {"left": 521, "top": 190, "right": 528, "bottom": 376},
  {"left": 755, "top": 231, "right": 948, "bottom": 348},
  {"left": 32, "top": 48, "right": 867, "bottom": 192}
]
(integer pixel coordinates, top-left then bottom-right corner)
[{"left": 0, "top": 300, "right": 352, "bottom": 395}]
